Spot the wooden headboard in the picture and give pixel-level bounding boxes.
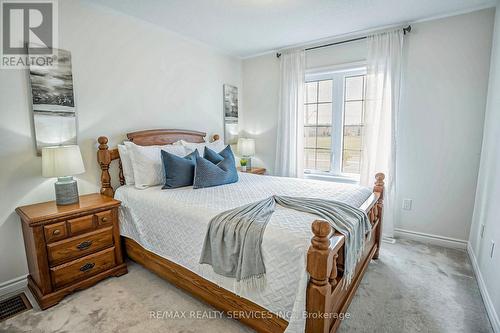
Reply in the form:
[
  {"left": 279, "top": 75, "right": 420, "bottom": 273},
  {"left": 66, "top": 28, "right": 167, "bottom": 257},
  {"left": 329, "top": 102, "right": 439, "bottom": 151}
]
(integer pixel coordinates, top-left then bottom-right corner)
[{"left": 97, "top": 129, "right": 220, "bottom": 197}]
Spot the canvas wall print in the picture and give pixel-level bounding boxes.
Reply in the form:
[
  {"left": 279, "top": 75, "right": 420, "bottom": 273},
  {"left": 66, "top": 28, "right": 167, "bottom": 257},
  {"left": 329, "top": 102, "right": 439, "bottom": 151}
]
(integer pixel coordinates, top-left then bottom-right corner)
[
  {"left": 224, "top": 84, "right": 238, "bottom": 121},
  {"left": 223, "top": 84, "right": 239, "bottom": 144},
  {"left": 29, "top": 48, "right": 77, "bottom": 154}
]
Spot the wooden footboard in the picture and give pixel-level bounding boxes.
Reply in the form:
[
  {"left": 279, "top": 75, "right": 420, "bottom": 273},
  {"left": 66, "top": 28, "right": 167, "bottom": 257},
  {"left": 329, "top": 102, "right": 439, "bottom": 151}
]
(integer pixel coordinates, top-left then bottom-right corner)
[
  {"left": 306, "top": 173, "right": 384, "bottom": 333},
  {"left": 96, "top": 130, "right": 384, "bottom": 333},
  {"left": 124, "top": 237, "right": 288, "bottom": 333}
]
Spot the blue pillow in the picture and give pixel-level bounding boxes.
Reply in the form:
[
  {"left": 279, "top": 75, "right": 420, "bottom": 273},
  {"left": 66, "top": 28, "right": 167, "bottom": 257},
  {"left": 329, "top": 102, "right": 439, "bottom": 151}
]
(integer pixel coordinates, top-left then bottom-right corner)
[
  {"left": 193, "top": 146, "right": 238, "bottom": 189},
  {"left": 161, "top": 149, "right": 199, "bottom": 189},
  {"left": 203, "top": 145, "right": 232, "bottom": 164},
  {"left": 203, "top": 147, "right": 224, "bottom": 164}
]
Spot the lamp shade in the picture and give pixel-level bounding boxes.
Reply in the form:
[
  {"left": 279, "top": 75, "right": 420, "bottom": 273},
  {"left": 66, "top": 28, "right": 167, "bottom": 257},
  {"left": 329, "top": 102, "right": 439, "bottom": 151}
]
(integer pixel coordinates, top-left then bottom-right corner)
[
  {"left": 238, "top": 138, "right": 255, "bottom": 156},
  {"left": 42, "top": 145, "right": 85, "bottom": 178}
]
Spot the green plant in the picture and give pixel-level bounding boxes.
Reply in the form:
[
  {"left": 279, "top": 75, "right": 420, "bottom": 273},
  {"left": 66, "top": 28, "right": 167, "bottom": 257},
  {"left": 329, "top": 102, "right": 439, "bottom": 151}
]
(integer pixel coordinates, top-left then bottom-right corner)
[{"left": 240, "top": 158, "right": 248, "bottom": 167}]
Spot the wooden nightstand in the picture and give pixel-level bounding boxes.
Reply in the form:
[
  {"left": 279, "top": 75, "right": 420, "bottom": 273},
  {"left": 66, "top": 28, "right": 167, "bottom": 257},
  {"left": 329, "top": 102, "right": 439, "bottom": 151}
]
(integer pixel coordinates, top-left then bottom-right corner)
[
  {"left": 16, "top": 193, "right": 127, "bottom": 310},
  {"left": 238, "top": 167, "right": 266, "bottom": 175}
]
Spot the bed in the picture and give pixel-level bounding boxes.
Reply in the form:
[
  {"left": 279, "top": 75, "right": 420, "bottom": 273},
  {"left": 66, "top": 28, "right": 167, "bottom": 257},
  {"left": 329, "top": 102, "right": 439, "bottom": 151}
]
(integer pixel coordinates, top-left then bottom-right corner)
[{"left": 96, "top": 129, "right": 385, "bottom": 333}]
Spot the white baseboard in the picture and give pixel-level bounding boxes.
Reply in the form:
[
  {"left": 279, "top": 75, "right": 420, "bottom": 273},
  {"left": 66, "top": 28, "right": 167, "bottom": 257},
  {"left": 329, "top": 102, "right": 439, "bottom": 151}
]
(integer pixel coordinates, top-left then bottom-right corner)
[
  {"left": 381, "top": 236, "right": 396, "bottom": 244},
  {"left": 467, "top": 243, "right": 500, "bottom": 333},
  {"left": 394, "top": 228, "right": 468, "bottom": 250},
  {"left": 0, "top": 275, "right": 27, "bottom": 298}
]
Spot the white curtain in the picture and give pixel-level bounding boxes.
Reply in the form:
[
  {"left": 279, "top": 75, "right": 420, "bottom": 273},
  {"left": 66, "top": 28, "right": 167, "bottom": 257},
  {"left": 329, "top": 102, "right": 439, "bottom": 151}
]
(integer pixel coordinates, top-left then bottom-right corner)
[
  {"left": 360, "top": 30, "right": 404, "bottom": 238},
  {"left": 275, "top": 49, "right": 305, "bottom": 177}
]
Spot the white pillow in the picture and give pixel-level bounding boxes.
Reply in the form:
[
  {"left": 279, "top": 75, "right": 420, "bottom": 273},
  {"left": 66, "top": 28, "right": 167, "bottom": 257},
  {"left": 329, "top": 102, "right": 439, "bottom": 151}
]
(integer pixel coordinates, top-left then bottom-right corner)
[
  {"left": 125, "top": 142, "right": 187, "bottom": 189},
  {"left": 118, "top": 144, "right": 135, "bottom": 185},
  {"left": 180, "top": 139, "right": 225, "bottom": 155}
]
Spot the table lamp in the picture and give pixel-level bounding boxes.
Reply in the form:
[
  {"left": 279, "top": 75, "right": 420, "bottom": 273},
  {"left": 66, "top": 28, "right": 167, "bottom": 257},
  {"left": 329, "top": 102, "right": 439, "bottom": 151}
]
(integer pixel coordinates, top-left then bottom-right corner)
[
  {"left": 238, "top": 138, "right": 255, "bottom": 171},
  {"left": 42, "top": 145, "right": 85, "bottom": 205}
]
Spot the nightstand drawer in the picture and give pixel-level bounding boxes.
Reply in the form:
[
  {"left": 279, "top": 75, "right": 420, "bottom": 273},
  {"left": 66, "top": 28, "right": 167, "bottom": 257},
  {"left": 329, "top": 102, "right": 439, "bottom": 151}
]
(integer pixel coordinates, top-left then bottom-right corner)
[
  {"left": 47, "top": 227, "right": 114, "bottom": 266},
  {"left": 96, "top": 210, "right": 113, "bottom": 226},
  {"left": 50, "top": 247, "right": 116, "bottom": 289},
  {"left": 44, "top": 222, "right": 67, "bottom": 243},
  {"left": 68, "top": 215, "right": 95, "bottom": 236}
]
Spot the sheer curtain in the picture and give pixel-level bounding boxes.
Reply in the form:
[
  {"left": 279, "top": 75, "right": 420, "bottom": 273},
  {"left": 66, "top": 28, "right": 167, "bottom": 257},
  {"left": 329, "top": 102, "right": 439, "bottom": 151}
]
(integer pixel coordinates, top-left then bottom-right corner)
[
  {"left": 275, "top": 49, "right": 305, "bottom": 177},
  {"left": 360, "top": 30, "right": 404, "bottom": 239}
]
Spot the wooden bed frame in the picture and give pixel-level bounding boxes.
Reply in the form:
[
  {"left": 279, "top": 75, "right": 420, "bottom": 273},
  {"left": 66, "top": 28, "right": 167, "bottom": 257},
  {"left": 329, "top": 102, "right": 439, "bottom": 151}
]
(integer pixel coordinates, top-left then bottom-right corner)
[{"left": 97, "top": 129, "right": 384, "bottom": 333}]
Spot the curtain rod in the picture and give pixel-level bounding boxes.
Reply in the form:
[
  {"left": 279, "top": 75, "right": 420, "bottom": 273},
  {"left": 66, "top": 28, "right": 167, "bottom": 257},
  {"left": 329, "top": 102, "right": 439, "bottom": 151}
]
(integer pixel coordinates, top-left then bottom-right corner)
[{"left": 276, "top": 25, "right": 411, "bottom": 58}]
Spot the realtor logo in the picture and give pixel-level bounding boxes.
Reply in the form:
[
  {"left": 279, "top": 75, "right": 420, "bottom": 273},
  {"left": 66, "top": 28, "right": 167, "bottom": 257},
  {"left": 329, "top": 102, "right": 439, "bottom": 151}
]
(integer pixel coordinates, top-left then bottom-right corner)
[{"left": 1, "top": 0, "right": 58, "bottom": 68}]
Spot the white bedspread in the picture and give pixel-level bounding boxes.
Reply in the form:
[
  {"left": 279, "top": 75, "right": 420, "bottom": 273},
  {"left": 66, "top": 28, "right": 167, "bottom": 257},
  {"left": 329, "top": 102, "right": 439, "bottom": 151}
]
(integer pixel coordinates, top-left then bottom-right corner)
[{"left": 115, "top": 173, "right": 371, "bottom": 332}]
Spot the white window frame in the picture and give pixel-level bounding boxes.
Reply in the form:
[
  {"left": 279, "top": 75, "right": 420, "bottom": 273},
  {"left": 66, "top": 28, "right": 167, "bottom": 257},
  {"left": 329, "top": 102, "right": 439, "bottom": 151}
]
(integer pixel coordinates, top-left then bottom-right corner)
[{"left": 304, "top": 65, "right": 367, "bottom": 182}]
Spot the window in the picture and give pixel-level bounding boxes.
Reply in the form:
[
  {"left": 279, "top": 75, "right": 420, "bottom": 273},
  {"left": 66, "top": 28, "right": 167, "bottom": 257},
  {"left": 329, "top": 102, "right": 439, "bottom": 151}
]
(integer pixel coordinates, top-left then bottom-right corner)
[
  {"left": 304, "top": 79, "right": 333, "bottom": 172},
  {"left": 304, "top": 68, "right": 366, "bottom": 177}
]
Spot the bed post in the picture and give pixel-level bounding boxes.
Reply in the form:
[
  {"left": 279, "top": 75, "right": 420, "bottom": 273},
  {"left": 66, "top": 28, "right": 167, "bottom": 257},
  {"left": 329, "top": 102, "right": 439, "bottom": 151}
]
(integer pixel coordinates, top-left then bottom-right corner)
[
  {"left": 305, "top": 173, "right": 386, "bottom": 333},
  {"left": 97, "top": 136, "right": 114, "bottom": 197},
  {"left": 372, "top": 173, "right": 385, "bottom": 259},
  {"left": 306, "top": 220, "right": 334, "bottom": 333}
]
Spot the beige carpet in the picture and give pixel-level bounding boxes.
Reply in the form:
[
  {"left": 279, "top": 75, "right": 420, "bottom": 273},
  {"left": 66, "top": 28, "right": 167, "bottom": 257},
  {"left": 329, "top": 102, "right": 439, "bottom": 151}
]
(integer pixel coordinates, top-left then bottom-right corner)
[{"left": 0, "top": 239, "right": 493, "bottom": 333}]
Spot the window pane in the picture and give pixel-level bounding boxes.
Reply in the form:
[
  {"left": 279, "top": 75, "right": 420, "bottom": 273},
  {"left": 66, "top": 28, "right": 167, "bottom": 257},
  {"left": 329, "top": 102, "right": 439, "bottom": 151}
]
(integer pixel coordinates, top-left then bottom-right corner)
[
  {"left": 318, "top": 80, "right": 332, "bottom": 102},
  {"left": 316, "top": 150, "right": 331, "bottom": 172},
  {"left": 344, "top": 125, "right": 363, "bottom": 140},
  {"left": 304, "top": 127, "right": 317, "bottom": 149},
  {"left": 345, "top": 76, "right": 364, "bottom": 101},
  {"left": 317, "top": 103, "right": 332, "bottom": 125},
  {"left": 344, "top": 101, "right": 363, "bottom": 125},
  {"left": 343, "top": 126, "right": 362, "bottom": 151},
  {"left": 306, "top": 82, "right": 318, "bottom": 104},
  {"left": 304, "top": 104, "right": 317, "bottom": 126},
  {"left": 304, "top": 148, "right": 316, "bottom": 170},
  {"left": 342, "top": 149, "right": 361, "bottom": 174},
  {"left": 342, "top": 73, "right": 366, "bottom": 175},
  {"left": 303, "top": 77, "right": 335, "bottom": 174},
  {"left": 316, "top": 126, "right": 332, "bottom": 149},
  {"left": 343, "top": 124, "right": 362, "bottom": 174}
]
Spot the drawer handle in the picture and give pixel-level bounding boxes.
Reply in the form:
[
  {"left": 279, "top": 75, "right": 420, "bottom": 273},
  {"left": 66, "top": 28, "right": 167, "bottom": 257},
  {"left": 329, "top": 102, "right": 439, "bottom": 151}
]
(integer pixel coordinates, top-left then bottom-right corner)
[
  {"left": 76, "top": 240, "right": 93, "bottom": 250},
  {"left": 53, "top": 229, "right": 61, "bottom": 236},
  {"left": 80, "top": 262, "right": 95, "bottom": 272},
  {"left": 101, "top": 217, "right": 108, "bottom": 223}
]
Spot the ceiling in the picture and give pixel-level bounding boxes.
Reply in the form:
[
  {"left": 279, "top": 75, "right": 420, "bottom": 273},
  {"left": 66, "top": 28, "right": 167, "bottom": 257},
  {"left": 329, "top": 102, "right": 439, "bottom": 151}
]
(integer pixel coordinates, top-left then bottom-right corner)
[{"left": 89, "top": 0, "right": 496, "bottom": 58}]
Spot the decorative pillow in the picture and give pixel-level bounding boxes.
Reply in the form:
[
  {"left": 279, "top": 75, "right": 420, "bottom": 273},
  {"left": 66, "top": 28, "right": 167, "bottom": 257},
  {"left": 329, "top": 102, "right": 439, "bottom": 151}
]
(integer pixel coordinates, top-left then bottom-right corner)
[
  {"left": 193, "top": 146, "right": 238, "bottom": 189},
  {"left": 161, "top": 149, "right": 199, "bottom": 189},
  {"left": 204, "top": 146, "right": 224, "bottom": 164},
  {"left": 125, "top": 141, "right": 187, "bottom": 189},
  {"left": 180, "top": 139, "right": 225, "bottom": 155},
  {"left": 117, "top": 144, "right": 135, "bottom": 185}
]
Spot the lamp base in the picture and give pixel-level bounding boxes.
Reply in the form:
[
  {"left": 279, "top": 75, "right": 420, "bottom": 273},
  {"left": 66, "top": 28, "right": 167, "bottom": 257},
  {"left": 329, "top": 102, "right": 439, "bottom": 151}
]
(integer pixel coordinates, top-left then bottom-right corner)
[{"left": 55, "top": 176, "right": 79, "bottom": 206}]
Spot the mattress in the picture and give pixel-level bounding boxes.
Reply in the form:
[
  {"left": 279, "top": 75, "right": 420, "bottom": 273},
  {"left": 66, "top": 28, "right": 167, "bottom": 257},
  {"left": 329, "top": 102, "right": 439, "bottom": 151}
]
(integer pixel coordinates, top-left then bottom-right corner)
[{"left": 115, "top": 172, "right": 372, "bottom": 332}]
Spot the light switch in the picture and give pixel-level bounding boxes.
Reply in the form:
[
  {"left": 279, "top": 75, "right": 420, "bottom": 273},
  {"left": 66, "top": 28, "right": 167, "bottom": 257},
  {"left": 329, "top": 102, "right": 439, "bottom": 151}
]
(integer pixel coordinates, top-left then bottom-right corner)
[{"left": 402, "top": 199, "right": 412, "bottom": 211}]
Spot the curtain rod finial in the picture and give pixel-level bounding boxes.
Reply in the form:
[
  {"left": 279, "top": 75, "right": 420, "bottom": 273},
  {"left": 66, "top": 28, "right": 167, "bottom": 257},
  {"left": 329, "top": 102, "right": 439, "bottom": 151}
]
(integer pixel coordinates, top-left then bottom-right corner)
[
  {"left": 276, "top": 52, "right": 281, "bottom": 58},
  {"left": 403, "top": 25, "right": 412, "bottom": 35}
]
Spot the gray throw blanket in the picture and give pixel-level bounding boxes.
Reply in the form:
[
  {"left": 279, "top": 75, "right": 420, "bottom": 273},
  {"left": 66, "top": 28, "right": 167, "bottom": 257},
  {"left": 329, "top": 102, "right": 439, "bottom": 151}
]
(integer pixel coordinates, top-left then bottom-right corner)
[{"left": 199, "top": 195, "right": 371, "bottom": 289}]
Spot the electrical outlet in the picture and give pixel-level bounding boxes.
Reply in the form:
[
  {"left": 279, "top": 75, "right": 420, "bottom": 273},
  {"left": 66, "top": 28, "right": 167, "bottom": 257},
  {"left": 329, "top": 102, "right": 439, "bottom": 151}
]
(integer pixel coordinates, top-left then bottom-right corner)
[
  {"left": 480, "top": 224, "right": 485, "bottom": 238},
  {"left": 490, "top": 241, "right": 495, "bottom": 258},
  {"left": 402, "top": 199, "right": 412, "bottom": 211}
]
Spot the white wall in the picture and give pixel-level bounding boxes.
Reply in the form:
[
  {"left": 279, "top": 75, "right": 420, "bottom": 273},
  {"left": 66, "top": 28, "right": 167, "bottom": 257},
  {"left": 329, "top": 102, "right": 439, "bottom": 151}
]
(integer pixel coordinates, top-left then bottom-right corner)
[
  {"left": 469, "top": 1, "right": 500, "bottom": 330},
  {"left": 396, "top": 8, "right": 494, "bottom": 243},
  {"left": 240, "top": 55, "right": 280, "bottom": 173},
  {"left": 241, "top": 9, "right": 495, "bottom": 243},
  {"left": 0, "top": 0, "right": 241, "bottom": 286}
]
